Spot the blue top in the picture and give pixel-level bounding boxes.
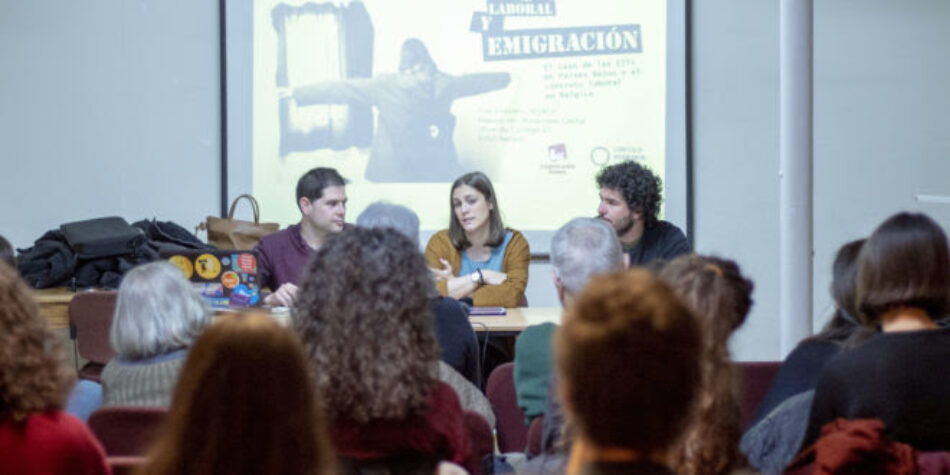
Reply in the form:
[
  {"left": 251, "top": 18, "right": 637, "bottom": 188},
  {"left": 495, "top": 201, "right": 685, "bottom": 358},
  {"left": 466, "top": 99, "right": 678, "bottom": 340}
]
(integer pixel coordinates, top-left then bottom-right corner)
[{"left": 458, "top": 230, "right": 513, "bottom": 277}]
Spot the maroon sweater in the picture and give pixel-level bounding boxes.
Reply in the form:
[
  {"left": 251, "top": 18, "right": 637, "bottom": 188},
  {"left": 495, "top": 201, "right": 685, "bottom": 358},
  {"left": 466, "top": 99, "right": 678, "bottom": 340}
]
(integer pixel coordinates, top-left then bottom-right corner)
[
  {"left": 331, "top": 382, "right": 472, "bottom": 466},
  {"left": 253, "top": 224, "right": 312, "bottom": 291}
]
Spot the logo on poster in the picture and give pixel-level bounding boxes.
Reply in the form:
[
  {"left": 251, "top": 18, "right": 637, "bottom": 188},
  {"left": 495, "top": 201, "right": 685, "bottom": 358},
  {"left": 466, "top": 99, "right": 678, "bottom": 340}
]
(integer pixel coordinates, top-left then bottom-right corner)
[
  {"left": 548, "top": 143, "right": 567, "bottom": 162},
  {"left": 590, "top": 146, "right": 610, "bottom": 166}
]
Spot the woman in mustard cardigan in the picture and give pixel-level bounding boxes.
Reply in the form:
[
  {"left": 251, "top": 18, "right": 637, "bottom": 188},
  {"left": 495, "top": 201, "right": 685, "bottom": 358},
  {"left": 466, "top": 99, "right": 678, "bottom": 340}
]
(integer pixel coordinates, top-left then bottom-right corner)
[{"left": 425, "top": 171, "right": 529, "bottom": 307}]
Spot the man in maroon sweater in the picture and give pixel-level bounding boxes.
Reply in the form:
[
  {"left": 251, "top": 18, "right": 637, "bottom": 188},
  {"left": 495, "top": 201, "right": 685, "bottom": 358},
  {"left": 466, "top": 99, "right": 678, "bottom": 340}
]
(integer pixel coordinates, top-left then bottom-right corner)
[{"left": 255, "top": 167, "right": 347, "bottom": 306}]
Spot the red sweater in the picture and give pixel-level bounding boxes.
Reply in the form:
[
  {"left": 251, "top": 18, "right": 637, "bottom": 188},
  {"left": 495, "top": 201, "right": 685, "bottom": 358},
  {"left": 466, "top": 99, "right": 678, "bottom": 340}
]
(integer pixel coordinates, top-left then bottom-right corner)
[{"left": 0, "top": 411, "right": 110, "bottom": 474}]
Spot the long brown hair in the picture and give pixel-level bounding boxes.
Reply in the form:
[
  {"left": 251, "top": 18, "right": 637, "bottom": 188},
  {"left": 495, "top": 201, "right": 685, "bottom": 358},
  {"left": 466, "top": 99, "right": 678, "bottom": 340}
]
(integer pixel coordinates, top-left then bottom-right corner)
[
  {"left": 0, "top": 262, "right": 74, "bottom": 423},
  {"left": 803, "top": 239, "right": 865, "bottom": 344},
  {"left": 143, "top": 313, "right": 336, "bottom": 475},
  {"left": 659, "top": 255, "right": 753, "bottom": 475},
  {"left": 447, "top": 171, "right": 506, "bottom": 249}
]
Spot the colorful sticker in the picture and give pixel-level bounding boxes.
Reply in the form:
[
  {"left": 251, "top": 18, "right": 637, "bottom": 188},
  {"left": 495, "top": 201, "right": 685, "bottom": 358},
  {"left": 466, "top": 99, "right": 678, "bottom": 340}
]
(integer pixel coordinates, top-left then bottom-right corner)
[
  {"left": 230, "top": 283, "right": 258, "bottom": 308},
  {"left": 204, "top": 297, "right": 230, "bottom": 309},
  {"left": 168, "top": 255, "right": 194, "bottom": 279},
  {"left": 195, "top": 254, "right": 222, "bottom": 280},
  {"left": 236, "top": 253, "right": 258, "bottom": 273},
  {"left": 198, "top": 282, "right": 224, "bottom": 298},
  {"left": 221, "top": 271, "right": 240, "bottom": 289}
]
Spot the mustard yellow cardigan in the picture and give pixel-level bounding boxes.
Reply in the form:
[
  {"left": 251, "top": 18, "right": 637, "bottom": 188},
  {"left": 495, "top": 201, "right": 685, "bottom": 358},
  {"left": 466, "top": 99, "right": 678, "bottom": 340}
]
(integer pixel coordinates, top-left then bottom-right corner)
[{"left": 424, "top": 229, "right": 530, "bottom": 307}]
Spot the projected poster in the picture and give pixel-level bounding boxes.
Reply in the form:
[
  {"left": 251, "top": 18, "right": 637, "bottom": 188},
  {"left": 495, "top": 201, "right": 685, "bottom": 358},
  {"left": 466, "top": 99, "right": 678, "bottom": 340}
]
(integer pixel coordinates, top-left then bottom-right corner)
[{"left": 252, "top": 0, "right": 667, "bottom": 232}]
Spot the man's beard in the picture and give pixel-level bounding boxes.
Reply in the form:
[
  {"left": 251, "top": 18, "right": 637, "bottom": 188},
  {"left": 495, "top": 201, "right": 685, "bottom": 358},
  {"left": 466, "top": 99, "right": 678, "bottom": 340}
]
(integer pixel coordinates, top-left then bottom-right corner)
[{"left": 615, "top": 216, "right": 635, "bottom": 237}]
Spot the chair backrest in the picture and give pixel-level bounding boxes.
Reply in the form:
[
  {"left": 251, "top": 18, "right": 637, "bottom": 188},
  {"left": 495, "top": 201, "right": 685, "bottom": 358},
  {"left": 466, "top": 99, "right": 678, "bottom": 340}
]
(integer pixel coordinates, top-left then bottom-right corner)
[
  {"left": 69, "top": 291, "right": 118, "bottom": 364},
  {"left": 918, "top": 451, "right": 950, "bottom": 473},
  {"left": 340, "top": 455, "right": 440, "bottom": 474},
  {"left": 463, "top": 410, "right": 493, "bottom": 475},
  {"left": 88, "top": 406, "right": 167, "bottom": 456},
  {"left": 737, "top": 361, "right": 782, "bottom": 430},
  {"left": 485, "top": 362, "right": 528, "bottom": 452},
  {"left": 107, "top": 456, "right": 148, "bottom": 475},
  {"left": 526, "top": 415, "right": 544, "bottom": 457}
]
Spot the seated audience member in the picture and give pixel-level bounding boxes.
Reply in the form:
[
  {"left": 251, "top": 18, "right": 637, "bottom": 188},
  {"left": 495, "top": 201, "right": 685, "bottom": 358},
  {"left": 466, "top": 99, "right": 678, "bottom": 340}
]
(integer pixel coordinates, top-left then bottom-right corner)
[
  {"left": 741, "top": 239, "right": 864, "bottom": 473},
  {"left": 425, "top": 171, "right": 529, "bottom": 307},
  {"left": 0, "top": 234, "right": 14, "bottom": 268},
  {"left": 294, "top": 228, "right": 472, "bottom": 471},
  {"left": 101, "top": 261, "right": 210, "bottom": 407},
  {"left": 659, "top": 255, "right": 754, "bottom": 475},
  {"left": 0, "top": 262, "right": 109, "bottom": 474},
  {"left": 255, "top": 167, "right": 347, "bottom": 306},
  {"left": 596, "top": 161, "right": 690, "bottom": 266},
  {"left": 556, "top": 270, "right": 702, "bottom": 474},
  {"left": 803, "top": 212, "right": 950, "bottom": 451},
  {"left": 142, "top": 312, "right": 336, "bottom": 475},
  {"left": 751, "top": 239, "right": 865, "bottom": 424},
  {"left": 355, "top": 202, "right": 494, "bottom": 426},
  {"left": 514, "top": 218, "right": 623, "bottom": 423},
  {"left": 357, "top": 202, "right": 480, "bottom": 386}
]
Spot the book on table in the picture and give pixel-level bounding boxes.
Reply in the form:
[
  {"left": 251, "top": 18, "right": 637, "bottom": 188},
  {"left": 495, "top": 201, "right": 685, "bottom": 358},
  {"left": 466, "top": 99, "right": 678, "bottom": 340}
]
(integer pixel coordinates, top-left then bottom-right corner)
[{"left": 468, "top": 307, "right": 506, "bottom": 316}]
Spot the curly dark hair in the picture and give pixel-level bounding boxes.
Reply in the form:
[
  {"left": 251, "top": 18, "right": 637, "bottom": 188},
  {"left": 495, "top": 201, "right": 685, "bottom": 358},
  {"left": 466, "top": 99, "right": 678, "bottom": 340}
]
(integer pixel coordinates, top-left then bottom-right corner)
[
  {"left": 659, "top": 255, "right": 754, "bottom": 475},
  {"left": 596, "top": 161, "right": 663, "bottom": 228},
  {"left": 292, "top": 227, "right": 440, "bottom": 424},
  {"left": 0, "top": 262, "right": 74, "bottom": 422}
]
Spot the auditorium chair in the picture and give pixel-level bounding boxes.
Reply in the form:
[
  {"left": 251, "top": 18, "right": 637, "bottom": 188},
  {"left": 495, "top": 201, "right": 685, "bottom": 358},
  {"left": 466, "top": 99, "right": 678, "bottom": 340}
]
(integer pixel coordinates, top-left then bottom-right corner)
[
  {"left": 68, "top": 290, "right": 118, "bottom": 381},
  {"left": 464, "top": 410, "right": 493, "bottom": 475},
  {"left": 107, "top": 456, "right": 148, "bottom": 475},
  {"left": 736, "top": 361, "right": 782, "bottom": 430},
  {"left": 87, "top": 406, "right": 167, "bottom": 457},
  {"left": 526, "top": 415, "right": 544, "bottom": 457},
  {"left": 485, "top": 362, "right": 530, "bottom": 452}
]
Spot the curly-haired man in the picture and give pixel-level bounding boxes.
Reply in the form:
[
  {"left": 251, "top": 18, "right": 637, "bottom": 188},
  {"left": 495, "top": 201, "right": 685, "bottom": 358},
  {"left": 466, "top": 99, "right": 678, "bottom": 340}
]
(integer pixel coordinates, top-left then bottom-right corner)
[{"left": 595, "top": 161, "right": 690, "bottom": 266}]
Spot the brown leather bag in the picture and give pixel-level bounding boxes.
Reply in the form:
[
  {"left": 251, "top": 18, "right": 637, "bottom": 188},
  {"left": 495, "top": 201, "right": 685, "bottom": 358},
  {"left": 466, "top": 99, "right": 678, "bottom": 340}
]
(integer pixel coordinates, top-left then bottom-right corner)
[{"left": 197, "top": 194, "right": 279, "bottom": 250}]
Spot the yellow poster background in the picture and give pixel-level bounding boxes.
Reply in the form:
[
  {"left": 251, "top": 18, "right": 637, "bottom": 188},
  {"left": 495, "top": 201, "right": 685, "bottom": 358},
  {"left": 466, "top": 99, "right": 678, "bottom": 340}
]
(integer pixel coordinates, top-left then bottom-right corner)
[{"left": 252, "top": 0, "right": 666, "bottom": 231}]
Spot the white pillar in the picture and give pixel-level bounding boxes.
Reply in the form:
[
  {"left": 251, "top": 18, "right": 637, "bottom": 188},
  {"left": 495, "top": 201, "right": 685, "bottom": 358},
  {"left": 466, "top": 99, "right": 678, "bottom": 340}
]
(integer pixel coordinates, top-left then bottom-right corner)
[{"left": 779, "top": 0, "right": 813, "bottom": 357}]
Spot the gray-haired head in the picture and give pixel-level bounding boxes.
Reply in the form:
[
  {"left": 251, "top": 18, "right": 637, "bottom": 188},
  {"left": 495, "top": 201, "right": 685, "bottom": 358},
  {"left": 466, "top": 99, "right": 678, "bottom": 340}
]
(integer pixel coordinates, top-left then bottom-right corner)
[
  {"left": 551, "top": 217, "right": 624, "bottom": 296},
  {"left": 0, "top": 234, "right": 14, "bottom": 269},
  {"left": 110, "top": 261, "right": 210, "bottom": 360},
  {"left": 356, "top": 202, "right": 421, "bottom": 245}
]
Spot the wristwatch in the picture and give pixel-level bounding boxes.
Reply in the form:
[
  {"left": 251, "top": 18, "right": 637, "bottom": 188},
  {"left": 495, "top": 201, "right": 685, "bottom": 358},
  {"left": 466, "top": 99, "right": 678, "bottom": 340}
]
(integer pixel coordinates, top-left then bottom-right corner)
[{"left": 471, "top": 271, "right": 480, "bottom": 284}]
